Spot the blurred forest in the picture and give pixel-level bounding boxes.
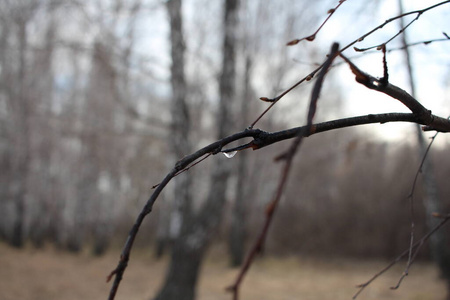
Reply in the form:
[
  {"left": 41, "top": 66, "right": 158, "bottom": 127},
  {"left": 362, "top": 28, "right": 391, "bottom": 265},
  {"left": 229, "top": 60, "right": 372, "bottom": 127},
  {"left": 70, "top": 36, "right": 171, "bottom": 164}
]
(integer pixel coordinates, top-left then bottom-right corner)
[{"left": 1, "top": 0, "right": 450, "bottom": 262}]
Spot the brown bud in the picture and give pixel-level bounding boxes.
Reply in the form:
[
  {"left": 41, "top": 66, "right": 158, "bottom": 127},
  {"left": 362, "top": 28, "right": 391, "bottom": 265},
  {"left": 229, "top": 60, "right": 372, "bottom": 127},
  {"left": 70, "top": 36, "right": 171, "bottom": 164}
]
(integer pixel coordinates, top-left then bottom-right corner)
[
  {"left": 259, "top": 97, "right": 272, "bottom": 102},
  {"left": 306, "top": 34, "right": 316, "bottom": 41}
]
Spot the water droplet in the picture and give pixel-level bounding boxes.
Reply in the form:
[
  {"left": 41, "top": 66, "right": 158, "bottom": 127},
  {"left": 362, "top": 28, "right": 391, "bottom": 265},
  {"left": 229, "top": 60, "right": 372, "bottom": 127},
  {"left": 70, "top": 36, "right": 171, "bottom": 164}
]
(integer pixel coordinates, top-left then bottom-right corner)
[{"left": 223, "top": 151, "right": 237, "bottom": 158}]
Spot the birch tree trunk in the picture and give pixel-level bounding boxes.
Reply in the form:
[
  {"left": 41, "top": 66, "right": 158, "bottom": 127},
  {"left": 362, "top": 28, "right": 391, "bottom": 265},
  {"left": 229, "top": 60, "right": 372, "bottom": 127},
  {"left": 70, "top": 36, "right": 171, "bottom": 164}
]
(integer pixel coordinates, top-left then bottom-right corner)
[
  {"left": 154, "top": 0, "right": 239, "bottom": 299},
  {"left": 166, "top": 0, "right": 193, "bottom": 248},
  {"left": 154, "top": 0, "right": 195, "bottom": 299}
]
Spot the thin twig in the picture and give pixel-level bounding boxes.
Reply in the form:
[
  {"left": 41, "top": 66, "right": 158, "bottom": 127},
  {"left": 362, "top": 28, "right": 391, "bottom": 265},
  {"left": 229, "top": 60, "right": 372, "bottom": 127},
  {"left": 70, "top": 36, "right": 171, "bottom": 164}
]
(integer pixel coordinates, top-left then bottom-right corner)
[
  {"left": 151, "top": 153, "right": 212, "bottom": 189},
  {"left": 293, "top": 35, "right": 450, "bottom": 71},
  {"left": 393, "top": 131, "right": 440, "bottom": 288},
  {"left": 108, "top": 111, "right": 449, "bottom": 299},
  {"left": 391, "top": 35, "right": 450, "bottom": 50},
  {"left": 286, "top": 0, "right": 348, "bottom": 46},
  {"left": 353, "top": 130, "right": 439, "bottom": 297},
  {"left": 354, "top": 1, "right": 450, "bottom": 52},
  {"left": 396, "top": 2, "right": 417, "bottom": 287},
  {"left": 353, "top": 213, "right": 450, "bottom": 299}
]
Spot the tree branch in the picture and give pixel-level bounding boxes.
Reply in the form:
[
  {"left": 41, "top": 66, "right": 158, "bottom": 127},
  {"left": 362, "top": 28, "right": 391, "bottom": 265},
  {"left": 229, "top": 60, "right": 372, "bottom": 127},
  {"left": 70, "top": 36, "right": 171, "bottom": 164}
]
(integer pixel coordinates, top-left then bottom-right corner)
[
  {"left": 340, "top": 54, "right": 450, "bottom": 132},
  {"left": 108, "top": 111, "right": 450, "bottom": 299},
  {"left": 353, "top": 1, "right": 450, "bottom": 52},
  {"left": 286, "top": 0, "right": 348, "bottom": 45},
  {"left": 252, "top": 1, "right": 450, "bottom": 128}
]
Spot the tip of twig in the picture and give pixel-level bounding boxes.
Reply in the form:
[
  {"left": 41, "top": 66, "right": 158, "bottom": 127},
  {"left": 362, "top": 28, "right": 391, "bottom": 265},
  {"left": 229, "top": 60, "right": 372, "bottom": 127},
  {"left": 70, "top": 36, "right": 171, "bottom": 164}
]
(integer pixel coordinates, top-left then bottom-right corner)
[
  {"left": 259, "top": 97, "right": 275, "bottom": 102},
  {"left": 287, "top": 39, "right": 300, "bottom": 46},
  {"left": 106, "top": 270, "right": 116, "bottom": 283},
  {"left": 286, "top": 34, "right": 315, "bottom": 45}
]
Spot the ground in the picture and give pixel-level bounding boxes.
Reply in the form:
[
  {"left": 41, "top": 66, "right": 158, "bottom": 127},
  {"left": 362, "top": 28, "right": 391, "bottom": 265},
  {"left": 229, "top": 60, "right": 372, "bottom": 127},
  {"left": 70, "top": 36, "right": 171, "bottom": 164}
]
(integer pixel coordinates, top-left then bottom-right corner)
[{"left": 0, "top": 243, "right": 446, "bottom": 300}]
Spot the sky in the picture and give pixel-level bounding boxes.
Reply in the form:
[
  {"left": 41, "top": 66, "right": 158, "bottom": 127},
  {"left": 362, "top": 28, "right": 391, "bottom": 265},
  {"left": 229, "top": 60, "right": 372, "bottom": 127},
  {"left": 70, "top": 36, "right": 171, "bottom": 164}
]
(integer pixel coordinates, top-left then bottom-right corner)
[
  {"left": 132, "top": 0, "right": 450, "bottom": 144},
  {"left": 316, "top": 0, "right": 450, "bottom": 142}
]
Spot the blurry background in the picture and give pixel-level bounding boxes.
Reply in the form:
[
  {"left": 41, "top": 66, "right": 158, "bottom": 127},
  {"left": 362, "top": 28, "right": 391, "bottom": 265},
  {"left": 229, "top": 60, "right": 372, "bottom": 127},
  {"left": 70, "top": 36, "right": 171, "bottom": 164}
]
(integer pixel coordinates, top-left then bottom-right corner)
[{"left": 1, "top": 0, "right": 450, "bottom": 299}]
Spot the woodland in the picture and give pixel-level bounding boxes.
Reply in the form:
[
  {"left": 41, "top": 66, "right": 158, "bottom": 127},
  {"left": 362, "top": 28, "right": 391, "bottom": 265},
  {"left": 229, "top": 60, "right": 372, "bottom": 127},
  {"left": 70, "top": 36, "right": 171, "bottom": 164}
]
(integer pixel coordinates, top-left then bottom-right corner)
[{"left": 1, "top": 1, "right": 450, "bottom": 300}]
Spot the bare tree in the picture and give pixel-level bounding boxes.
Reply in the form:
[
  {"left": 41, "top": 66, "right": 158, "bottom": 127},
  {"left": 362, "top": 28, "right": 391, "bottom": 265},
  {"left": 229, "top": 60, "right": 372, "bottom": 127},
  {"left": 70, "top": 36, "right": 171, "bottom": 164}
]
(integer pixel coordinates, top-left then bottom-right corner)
[
  {"left": 0, "top": 0, "right": 169, "bottom": 250},
  {"left": 108, "top": 2, "right": 450, "bottom": 300}
]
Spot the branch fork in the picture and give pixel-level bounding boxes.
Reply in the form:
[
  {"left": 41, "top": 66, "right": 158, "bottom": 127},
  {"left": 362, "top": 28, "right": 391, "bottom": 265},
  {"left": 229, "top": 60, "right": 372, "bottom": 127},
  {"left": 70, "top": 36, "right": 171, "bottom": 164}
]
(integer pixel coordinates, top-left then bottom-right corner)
[{"left": 339, "top": 52, "right": 449, "bottom": 132}]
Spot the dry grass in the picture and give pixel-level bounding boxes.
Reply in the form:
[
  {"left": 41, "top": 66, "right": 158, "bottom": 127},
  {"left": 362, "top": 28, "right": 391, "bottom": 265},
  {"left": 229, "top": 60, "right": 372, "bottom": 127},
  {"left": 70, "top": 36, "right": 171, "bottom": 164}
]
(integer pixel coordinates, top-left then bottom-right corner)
[{"left": 0, "top": 243, "right": 446, "bottom": 300}]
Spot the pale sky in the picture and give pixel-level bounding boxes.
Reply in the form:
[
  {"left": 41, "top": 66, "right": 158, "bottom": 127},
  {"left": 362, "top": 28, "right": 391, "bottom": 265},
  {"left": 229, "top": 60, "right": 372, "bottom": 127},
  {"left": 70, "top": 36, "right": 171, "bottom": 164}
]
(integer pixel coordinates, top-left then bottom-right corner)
[
  {"left": 317, "top": 0, "right": 450, "bottom": 142},
  {"left": 135, "top": 0, "right": 450, "bottom": 144}
]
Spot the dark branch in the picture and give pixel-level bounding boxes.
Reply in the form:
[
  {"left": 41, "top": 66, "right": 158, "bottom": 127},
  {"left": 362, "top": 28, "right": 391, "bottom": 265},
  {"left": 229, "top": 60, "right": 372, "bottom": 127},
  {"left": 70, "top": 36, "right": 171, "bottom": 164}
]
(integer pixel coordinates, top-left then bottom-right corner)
[
  {"left": 340, "top": 54, "right": 450, "bottom": 132},
  {"left": 108, "top": 112, "right": 450, "bottom": 299}
]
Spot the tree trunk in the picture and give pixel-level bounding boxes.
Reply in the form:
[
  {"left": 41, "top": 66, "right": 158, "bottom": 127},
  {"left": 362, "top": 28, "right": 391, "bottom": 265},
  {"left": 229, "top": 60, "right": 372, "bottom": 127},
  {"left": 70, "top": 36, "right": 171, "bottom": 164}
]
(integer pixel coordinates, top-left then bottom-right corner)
[
  {"left": 154, "top": 0, "right": 239, "bottom": 299},
  {"left": 11, "top": 16, "right": 30, "bottom": 248},
  {"left": 154, "top": 220, "right": 205, "bottom": 300},
  {"left": 154, "top": 0, "right": 194, "bottom": 298}
]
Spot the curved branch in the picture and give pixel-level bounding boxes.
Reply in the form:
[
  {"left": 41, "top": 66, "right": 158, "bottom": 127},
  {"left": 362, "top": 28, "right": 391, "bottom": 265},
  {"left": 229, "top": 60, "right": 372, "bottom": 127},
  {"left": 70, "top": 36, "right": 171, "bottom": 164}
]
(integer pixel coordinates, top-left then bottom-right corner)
[{"left": 107, "top": 109, "right": 450, "bottom": 299}]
